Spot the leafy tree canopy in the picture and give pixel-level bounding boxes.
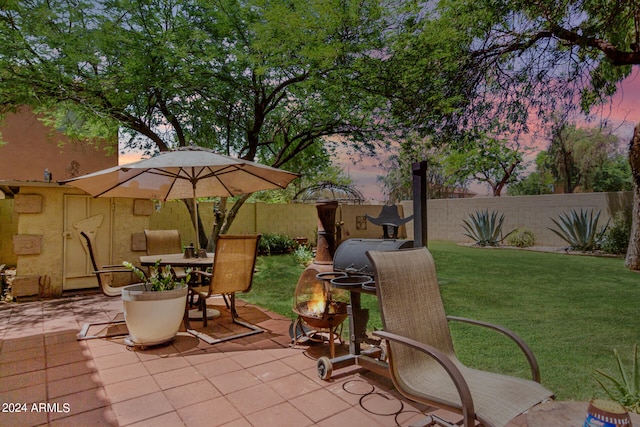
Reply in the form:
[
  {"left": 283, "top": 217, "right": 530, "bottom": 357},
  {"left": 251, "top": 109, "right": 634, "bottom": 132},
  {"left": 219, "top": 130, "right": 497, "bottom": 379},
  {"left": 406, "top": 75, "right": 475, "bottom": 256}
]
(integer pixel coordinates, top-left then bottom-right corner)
[
  {"left": 385, "top": 0, "right": 640, "bottom": 268},
  {"left": 0, "top": 0, "right": 391, "bottom": 246}
]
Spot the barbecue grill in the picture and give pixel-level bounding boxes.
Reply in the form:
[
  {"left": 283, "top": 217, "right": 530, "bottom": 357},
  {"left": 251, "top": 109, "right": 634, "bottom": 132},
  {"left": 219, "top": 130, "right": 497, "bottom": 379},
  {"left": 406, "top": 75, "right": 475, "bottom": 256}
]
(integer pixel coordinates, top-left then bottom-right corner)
[
  {"left": 292, "top": 238, "right": 412, "bottom": 361},
  {"left": 333, "top": 238, "right": 413, "bottom": 276}
]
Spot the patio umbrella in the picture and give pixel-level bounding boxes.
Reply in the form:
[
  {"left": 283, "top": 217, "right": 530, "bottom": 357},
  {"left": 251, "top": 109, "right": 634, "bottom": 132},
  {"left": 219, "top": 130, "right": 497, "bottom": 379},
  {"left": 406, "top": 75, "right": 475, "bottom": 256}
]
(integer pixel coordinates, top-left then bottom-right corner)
[{"left": 61, "top": 146, "right": 300, "bottom": 248}]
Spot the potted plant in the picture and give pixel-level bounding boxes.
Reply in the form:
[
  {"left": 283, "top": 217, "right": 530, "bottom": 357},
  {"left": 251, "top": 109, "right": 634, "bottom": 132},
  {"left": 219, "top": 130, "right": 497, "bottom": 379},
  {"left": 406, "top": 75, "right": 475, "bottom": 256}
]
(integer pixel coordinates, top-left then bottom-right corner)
[
  {"left": 121, "top": 261, "right": 190, "bottom": 347},
  {"left": 593, "top": 343, "right": 640, "bottom": 414}
]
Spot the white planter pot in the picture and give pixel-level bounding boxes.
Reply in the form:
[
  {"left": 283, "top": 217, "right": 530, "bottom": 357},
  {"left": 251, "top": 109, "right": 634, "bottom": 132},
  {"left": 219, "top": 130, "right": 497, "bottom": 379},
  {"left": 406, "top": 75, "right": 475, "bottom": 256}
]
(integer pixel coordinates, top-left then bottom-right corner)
[{"left": 121, "top": 283, "right": 188, "bottom": 347}]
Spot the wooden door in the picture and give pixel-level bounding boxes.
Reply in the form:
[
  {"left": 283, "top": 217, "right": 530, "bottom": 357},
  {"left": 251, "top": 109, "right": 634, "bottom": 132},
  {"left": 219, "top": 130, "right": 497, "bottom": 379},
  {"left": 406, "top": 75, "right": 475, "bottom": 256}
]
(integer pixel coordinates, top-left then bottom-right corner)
[{"left": 63, "top": 195, "right": 113, "bottom": 290}]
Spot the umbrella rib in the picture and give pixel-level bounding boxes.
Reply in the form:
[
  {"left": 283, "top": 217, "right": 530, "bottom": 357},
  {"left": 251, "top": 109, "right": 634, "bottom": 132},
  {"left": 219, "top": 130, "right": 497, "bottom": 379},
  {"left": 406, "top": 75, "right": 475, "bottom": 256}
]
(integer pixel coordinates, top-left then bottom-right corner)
[
  {"left": 214, "top": 165, "right": 293, "bottom": 190},
  {"left": 92, "top": 169, "right": 151, "bottom": 198}
]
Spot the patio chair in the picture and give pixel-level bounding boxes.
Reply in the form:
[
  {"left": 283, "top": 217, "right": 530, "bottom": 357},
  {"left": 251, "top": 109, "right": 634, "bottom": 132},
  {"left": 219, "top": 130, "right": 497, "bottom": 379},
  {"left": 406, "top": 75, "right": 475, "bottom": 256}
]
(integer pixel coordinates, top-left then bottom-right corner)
[
  {"left": 367, "top": 247, "right": 554, "bottom": 427},
  {"left": 144, "top": 229, "right": 188, "bottom": 280},
  {"left": 77, "top": 231, "right": 143, "bottom": 340},
  {"left": 187, "top": 234, "right": 264, "bottom": 344}
]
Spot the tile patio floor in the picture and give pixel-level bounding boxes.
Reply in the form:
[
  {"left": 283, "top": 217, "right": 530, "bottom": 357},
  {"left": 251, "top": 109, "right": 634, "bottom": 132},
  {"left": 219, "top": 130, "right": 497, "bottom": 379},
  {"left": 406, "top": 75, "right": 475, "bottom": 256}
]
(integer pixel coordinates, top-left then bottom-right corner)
[{"left": 0, "top": 294, "right": 530, "bottom": 427}]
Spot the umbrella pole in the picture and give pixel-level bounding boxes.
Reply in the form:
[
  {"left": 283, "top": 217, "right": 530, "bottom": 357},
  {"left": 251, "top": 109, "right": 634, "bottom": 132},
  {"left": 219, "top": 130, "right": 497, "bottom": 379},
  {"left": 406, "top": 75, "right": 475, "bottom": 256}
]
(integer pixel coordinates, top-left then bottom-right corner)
[{"left": 192, "top": 181, "right": 200, "bottom": 249}]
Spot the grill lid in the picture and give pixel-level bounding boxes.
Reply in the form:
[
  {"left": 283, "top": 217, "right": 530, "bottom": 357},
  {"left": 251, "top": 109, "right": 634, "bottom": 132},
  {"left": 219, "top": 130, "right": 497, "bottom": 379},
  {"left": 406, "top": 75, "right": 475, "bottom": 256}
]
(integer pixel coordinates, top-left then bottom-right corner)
[{"left": 333, "top": 238, "right": 413, "bottom": 275}]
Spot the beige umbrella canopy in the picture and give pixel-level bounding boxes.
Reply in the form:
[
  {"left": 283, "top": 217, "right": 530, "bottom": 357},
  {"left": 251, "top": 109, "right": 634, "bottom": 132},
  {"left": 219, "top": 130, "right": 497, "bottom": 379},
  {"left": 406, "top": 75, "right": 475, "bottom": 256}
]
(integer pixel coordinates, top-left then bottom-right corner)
[{"left": 61, "top": 146, "right": 300, "bottom": 248}]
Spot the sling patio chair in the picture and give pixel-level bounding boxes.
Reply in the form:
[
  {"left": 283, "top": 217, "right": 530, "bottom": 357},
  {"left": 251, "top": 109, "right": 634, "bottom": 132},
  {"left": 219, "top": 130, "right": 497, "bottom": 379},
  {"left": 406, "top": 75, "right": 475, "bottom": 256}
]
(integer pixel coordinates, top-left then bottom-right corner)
[
  {"left": 144, "top": 229, "right": 189, "bottom": 280},
  {"left": 187, "top": 234, "right": 264, "bottom": 345},
  {"left": 77, "top": 231, "right": 144, "bottom": 340},
  {"left": 366, "top": 247, "right": 554, "bottom": 427}
]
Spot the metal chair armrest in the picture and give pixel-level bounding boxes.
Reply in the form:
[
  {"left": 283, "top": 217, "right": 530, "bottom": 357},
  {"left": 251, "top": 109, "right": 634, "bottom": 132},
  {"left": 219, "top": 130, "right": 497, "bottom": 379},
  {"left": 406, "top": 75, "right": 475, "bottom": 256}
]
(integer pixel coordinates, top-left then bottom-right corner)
[
  {"left": 190, "top": 270, "right": 212, "bottom": 279},
  {"left": 100, "top": 264, "right": 127, "bottom": 269},
  {"left": 93, "top": 266, "right": 132, "bottom": 274},
  {"left": 447, "top": 315, "right": 541, "bottom": 382},
  {"left": 373, "top": 329, "right": 476, "bottom": 425}
]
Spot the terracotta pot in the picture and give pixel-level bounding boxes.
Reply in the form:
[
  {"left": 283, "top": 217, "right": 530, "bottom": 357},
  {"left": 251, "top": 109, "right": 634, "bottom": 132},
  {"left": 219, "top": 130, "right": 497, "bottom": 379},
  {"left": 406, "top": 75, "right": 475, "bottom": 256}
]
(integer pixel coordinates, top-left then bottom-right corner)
[{"left": 121, "top": 284, "right": 188, "bottom": 347}]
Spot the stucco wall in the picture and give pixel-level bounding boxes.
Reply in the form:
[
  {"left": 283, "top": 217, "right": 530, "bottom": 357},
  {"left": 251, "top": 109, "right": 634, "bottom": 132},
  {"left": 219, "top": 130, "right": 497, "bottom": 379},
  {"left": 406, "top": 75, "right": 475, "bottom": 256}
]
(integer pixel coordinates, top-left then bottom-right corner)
[
  {"left": 0, "top": 199, "right": 18, "bottom": 266},
  {"left": 0, "top": 107, "right": 117, "bottom": 182},
  {"left": 6, "top": 184, "right": 152, "bottom": 296}
]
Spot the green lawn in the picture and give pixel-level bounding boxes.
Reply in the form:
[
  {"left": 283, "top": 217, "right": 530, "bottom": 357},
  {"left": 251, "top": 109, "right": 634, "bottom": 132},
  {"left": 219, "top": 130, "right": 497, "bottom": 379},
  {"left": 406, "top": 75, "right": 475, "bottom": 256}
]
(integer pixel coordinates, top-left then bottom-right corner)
[{"left": 243, "top": 241, "right": 640, "bottom": 401}]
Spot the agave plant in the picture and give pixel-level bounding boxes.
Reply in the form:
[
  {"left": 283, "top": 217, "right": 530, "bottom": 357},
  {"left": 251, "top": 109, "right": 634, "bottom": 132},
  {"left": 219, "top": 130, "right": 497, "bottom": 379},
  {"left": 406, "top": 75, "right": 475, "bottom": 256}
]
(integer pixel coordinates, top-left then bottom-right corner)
[
  {"left": 548, "top": 208, "right": 609, "bottom": 251},
  {"left": 462, "top": 209, "right": 513, "bottom": 246},
  {"left": 593, "top": 344, "right": 640, "bottom": 414}
]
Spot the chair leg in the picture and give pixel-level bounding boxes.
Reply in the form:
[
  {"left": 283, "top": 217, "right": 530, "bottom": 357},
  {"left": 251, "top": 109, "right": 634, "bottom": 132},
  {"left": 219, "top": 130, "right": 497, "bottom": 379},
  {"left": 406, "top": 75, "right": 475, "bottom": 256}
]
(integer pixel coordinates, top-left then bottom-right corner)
[
  {"left": 228, "top": 294, "right": 264, "bottom": 336},
  {"left": 200, "top": 294, "right": 208, "bottom": 327},
  {"left": 186, "top": 293, "right": 264, "bottom": 345},
  {"left": 77, "top": 314, "right": 127, "bottom": 340}
]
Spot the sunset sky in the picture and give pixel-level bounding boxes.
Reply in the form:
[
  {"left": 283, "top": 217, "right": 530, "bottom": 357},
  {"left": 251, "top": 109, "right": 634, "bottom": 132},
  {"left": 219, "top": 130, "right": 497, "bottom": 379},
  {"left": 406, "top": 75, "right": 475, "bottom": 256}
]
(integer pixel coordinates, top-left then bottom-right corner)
[
  {"left": 120, "top": 69, "right": 640, "bottom": 203},
  {"left": 339, "top": 69, "right": 640, "bottom": 201}
]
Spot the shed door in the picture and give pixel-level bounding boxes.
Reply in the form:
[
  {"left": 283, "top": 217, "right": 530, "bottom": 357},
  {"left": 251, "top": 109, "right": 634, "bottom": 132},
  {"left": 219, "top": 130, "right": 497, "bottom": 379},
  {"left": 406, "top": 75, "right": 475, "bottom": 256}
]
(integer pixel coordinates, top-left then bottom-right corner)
[{"left": 63, "top": 195, "right": 113, "bottom": 290}]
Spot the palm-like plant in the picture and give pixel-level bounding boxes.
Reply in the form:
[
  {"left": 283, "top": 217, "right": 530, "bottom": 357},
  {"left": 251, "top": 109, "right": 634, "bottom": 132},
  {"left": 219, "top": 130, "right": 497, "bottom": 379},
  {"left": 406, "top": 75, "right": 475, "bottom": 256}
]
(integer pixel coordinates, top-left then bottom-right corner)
[
  {"left": 123, "top": 261, "right": 190, "bottom": 292},
  {"left": 548, "top": 209, "right": 609, "bottom": 251},
  {"left": 593, "top": 344, "right": 640, "bottom": 414},
  {"left": 462, "top": 209, "right": 512, "bottom": 246}
]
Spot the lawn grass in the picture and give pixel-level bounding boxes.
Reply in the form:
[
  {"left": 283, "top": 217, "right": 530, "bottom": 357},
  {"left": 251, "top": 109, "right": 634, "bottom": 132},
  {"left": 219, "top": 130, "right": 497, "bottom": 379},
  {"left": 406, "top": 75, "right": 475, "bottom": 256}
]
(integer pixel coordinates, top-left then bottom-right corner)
[{"left": 243, "top": 241, "right": 640, "bottom": 401}]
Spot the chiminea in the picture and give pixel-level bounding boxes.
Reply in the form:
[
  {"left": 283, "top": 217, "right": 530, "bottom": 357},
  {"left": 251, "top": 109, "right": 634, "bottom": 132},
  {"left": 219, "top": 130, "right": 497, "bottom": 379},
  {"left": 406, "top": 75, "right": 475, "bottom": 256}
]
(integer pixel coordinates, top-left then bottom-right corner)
[
  {"left": 292, "top": 272, "right": 349, "bottom": 358},
  {"left": 294, "top": 200, "right": 339, "bottom": 295}
]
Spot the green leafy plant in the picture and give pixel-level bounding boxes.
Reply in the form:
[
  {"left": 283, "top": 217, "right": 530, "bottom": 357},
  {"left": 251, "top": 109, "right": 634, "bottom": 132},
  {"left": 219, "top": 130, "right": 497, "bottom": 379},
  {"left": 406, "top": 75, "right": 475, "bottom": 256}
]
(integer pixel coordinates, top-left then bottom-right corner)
[
  {"left": 258, "top": 233, "right": 296, "bottom": 255},
  {"left": 507, "top": 228, "right": 536, "bottom": 247},
  {"left": 593, "top": 344, "right": 640, "bottom": 414},
  {"left": 601, "top": 211, "right": 631, "bottom": 255},
  {"left": 462, "top": 210, "right": 513, "bottom": 246},
  {"left": 292, "top": 245, "right": 314, "bottom": 267},
  {"left": 123, "top": 261, "right": 190, "bottom": 292},
  {"left": 548, "top": 209, "right": 609, "bottom": 251}
]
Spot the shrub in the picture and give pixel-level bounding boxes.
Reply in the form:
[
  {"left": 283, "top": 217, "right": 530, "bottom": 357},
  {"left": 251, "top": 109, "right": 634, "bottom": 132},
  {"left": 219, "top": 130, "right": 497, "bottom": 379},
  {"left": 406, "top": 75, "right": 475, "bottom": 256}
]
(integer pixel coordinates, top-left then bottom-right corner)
[
  {"left": 462, "top": 210, "right": 514, "bottom": 246},
  {"left": 593, "top": 344, "right": 640, "bottom": 414},
  {"left": 507, "top": 228, "right": 536, "bottom": 247},
  {"left": 548, "top": 208, "right": 609, "bottom": 251},
  {"left": 292, "top": 245, "right": 314, "bottom": 267},
  {"left": 601, "top": 212, "right": 631, "bottom": 255},
  {"left": 258, "top": 233, "right": 296, "bottom": 255}
]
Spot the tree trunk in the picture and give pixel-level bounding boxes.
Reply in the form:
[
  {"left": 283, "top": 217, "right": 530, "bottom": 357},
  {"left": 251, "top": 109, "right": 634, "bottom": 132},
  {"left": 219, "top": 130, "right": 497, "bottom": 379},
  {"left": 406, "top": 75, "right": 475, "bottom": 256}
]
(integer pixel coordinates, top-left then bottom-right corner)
[
  {"left": 207, "top": 194, "right": 251, "bottom": 252},
  {"left": 624, "top": 122, "right": 640, "bottom": 270}
]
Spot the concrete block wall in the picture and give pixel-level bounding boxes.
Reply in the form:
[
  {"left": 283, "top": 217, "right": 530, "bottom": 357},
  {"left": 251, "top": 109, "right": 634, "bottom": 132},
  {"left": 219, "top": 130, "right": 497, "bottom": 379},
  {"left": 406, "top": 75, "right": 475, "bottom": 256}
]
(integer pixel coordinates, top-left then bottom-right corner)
[
  {"left": 340, "top": 204, "right": 409, "bottom": 240},
  {"left": 149, "top": 201, "right": 317, "bottom": 247},
  {"left": 255, "top": 203, "right": 317, "bottom": 242},
  {"left": 148, "top": 200, "right": 195, "bottom": 247},
  {"left": 401, "top": 192, "right": 633, "bottom": 246},
  {"left": 1, "top": 191, "right": 632, "bottom": 294}
]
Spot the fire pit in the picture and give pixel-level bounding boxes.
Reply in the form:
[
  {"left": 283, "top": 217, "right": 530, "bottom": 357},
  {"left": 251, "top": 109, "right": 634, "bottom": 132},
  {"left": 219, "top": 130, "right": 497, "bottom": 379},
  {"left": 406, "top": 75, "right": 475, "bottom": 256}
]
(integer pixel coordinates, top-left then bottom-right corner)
[{"left": 292, "top": 272, "right": 349, "bottom": 358}]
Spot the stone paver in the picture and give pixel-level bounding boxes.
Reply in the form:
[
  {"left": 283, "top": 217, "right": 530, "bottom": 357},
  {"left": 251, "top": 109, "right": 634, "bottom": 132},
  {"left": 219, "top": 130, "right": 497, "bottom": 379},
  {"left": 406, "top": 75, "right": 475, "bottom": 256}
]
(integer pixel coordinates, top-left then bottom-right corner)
[{"left": 0, "top": 294, "right": 537, "bottom": 426}]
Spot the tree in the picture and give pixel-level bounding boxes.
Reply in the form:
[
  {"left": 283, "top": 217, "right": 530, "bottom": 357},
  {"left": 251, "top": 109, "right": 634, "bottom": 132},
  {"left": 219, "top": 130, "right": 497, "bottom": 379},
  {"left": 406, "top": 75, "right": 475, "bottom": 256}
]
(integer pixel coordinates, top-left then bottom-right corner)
[
  {"left": 386, "top": 0, "right": 640, "bottom": 269},
  {"left": 377, "top": 134, "right": 462, "bottom": 203},
  {"left": 592, "top": 154, "right": 633, "bottom": 192},
  {"left": 445, "top": 135, "right": 524, "bottom": 197},
  {"left": 508, "top": 152, "right": 555, "bottom": 196},
  {"left": 0, "top": 0, "right": 389, "bottom": 249},
  {"left": 546, "top": 120, "right": 620, "bottom": 193}
]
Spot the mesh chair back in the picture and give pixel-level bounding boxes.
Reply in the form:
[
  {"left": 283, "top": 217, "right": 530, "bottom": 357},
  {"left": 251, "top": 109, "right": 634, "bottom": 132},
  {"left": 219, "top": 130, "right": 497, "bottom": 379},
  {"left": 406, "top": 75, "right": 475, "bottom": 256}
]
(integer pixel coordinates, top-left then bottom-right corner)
[
  {"left": 79, "top": 231, "right": 123, "bottom": 297},
  {"left": 367, "top": 247, "right": 456, "bottom": 360},
  {"left": 210, "top": 235, "right": 260, "bottom": 295},
  {"left": 145, "top": 229, "right": 182, "bottom": 255}
]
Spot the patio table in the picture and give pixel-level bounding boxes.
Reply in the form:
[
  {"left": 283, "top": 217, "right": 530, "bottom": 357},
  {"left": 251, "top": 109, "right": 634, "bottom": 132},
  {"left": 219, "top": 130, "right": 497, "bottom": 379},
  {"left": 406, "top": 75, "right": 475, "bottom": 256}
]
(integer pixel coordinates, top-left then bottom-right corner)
[
  {"left": 139, "top": 253, "right": 219, "bottom": 320},
  {"left": 139, "top": 252, "right": 214, "bottom": 268}
]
